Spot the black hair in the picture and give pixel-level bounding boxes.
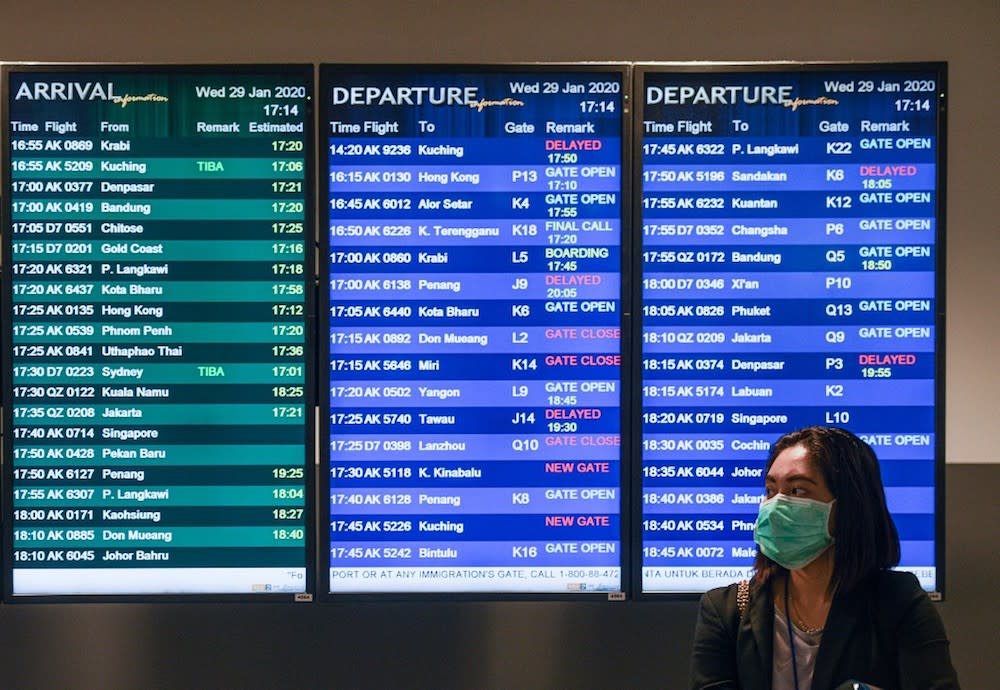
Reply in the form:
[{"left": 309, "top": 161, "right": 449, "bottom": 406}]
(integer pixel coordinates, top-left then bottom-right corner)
[{"left": 751, "top": 426, "right": 901, "bottom": 593}]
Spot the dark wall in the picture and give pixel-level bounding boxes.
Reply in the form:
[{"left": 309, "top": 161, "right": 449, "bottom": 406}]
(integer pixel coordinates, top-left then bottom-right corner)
[
  {"left": 1, "top": 1, "right": 998, "bottom": 688},
  {"left": 0, "top": 464, "right": 995, "bottom": 689},
  {"left": 1, "top": 0, "right": 996, "bottom": 463}
]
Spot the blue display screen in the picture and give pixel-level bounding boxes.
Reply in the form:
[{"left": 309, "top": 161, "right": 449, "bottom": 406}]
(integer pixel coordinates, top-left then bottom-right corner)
[
  {"left": 322, "top": 67, "right": 626, "bottom": 594},
  {"left": 638, "top": 66, "right": 943, "bottom": 593}
]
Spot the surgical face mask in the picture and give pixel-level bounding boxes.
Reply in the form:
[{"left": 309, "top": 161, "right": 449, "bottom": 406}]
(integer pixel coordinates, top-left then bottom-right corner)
[{"left": 753, "top": 494, "right": 835, "bottom": 570}]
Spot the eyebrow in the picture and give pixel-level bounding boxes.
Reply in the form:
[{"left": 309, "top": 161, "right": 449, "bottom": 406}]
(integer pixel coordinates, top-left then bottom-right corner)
[{"left": 764, "top": 473, "right": 818, "bottom": 484}]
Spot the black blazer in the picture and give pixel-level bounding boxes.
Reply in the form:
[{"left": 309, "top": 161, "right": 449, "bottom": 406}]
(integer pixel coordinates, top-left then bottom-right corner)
[{"left": 690, "top": 570, "right": 959, "bottom": 690}]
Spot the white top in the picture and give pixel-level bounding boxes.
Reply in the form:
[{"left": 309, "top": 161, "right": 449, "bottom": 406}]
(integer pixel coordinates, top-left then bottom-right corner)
[{"left": 772, "top": 607, "right": 823, "bottom": 690}]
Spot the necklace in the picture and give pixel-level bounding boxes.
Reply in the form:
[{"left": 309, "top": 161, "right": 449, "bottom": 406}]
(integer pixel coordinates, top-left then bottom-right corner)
[
  {"left": 791, "top": 609, "right": 824, "bottom": 635},
  {"left": 786, "top": 579, "right": 825, "bottom": 634}
]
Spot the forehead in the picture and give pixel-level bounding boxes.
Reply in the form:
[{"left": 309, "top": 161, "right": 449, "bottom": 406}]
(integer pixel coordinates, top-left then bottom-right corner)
[{"left": 766, "top": 444, "right": 821, "bottom": 482}]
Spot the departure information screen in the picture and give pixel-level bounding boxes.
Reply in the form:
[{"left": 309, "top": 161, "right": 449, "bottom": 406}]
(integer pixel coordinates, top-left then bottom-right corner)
[
  {"left": 3, "top": 66, "right": 313, "bottom": 597},
  {"left": 322, "top": 66, "right": 627, "bottom": 594},
  {"left": 637, "top": 65, "right": 944, "bottom": 593}
]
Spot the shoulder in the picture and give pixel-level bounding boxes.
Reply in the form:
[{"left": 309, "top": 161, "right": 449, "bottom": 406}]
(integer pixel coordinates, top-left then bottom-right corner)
[
  {"left": 695, "top": 582, "right": 744, "bottom": 637},
  {"left": 701, "top": 581, "right": 741, "bottom": 607},
  {"left": 863, "top": 570, "right": 944, "bottom": 634},
  {"left": 865, "top": 573, "right": 959, "bottom": 686},
  {"left": 850, "top": 569, "right": 922, "bottom": 599},
  {"left": 698, "top": 578, "right": 767, "bottom": 628},
  {"left": 699, "top": 581, "right": 749, "bottom": 620},
  {"left": 875, "top": 568, "right": 923, "bottom": 591},
  {"left": 870, "top": 570, "right": 927, "bottom": 610}
]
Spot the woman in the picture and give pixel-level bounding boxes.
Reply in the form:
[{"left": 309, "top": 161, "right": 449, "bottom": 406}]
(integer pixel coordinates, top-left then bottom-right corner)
[{"left": 690, "top": 426, "right": 959, "bottom": 689}]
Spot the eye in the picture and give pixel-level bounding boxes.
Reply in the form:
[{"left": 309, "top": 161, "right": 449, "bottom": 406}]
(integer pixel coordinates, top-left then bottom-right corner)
[{"left": 789, "top": 486, "right": 808, "bottom": 497}]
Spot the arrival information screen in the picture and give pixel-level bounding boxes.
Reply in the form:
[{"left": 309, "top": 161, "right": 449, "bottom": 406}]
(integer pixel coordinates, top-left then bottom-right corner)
[
  {"left": 323, "top": 67, "right": 625, "bottom": 593},
  {"left": 4, "top": 67, "right": 312, "bottom": 596},
  {"left": 638, "top": 66, "right": 943, "bottom": 593}
]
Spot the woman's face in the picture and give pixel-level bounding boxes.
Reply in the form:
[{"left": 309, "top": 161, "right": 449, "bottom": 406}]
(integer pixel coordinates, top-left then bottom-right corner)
[{"left": 765, "top": 443, "right": 835, "bottom": 503}]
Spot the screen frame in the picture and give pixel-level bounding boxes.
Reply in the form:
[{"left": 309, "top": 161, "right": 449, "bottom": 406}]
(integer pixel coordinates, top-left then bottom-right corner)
[
  {"left": 0, "top": 60, "right": 946, "bottom": 603},
  {"left": 1, "top": 62, "right": 318, "bottom": 603},
  {"left": 318, "top": 62, "right": 633, "bottom": 601},
  {"left": 630, "top": 61, "right": 947, "bottom": 599}
]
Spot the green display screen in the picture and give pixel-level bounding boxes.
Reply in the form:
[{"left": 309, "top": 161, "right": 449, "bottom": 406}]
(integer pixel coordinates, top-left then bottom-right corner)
[{"left": 3, "top": 66, "right": 313, "bottom": 597}]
